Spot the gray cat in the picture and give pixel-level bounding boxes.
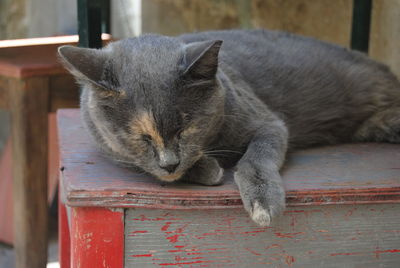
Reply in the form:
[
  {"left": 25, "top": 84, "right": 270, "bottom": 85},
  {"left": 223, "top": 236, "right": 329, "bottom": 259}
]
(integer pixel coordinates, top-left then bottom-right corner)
[{"left": 58, "top": 29, "right": 400, "bottom": 227}]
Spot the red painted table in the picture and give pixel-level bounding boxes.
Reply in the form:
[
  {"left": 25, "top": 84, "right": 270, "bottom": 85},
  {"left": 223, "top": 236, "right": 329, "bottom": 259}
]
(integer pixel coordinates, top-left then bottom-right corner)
[{"left": 58, "top": 109, "right": 400, "bottom": 268}]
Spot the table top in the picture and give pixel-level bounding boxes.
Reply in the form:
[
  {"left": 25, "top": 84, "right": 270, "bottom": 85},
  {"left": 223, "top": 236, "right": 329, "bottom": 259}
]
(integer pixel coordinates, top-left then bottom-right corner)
[
  {"left": 0, "top": 34, "right": 111, "bottom": 78},
  {"left": 58, "top": 109, "right": 400, "bottom": 209}
]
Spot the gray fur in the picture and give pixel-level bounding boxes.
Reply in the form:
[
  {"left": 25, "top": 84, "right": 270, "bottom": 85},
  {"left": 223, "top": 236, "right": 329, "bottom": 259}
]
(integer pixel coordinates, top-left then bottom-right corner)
[{"left": 58, "top": 29, "right": 400, "bottom": 226}]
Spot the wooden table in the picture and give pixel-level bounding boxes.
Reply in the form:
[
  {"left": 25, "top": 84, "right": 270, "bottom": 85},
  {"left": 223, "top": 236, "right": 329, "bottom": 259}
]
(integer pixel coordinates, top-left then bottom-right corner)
[
  {"left": 58, "top": 109, "right": 400, "bottom": 267},
  {"left": 0, "top": 35, "right": 110, "bottom": 268}
]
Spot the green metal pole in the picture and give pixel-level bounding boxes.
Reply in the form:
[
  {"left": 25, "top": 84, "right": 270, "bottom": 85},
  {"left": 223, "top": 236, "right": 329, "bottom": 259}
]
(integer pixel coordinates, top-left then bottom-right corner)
[
  {"left": 77, "top": 0, "right": 110, "bottom": 48},
  {"left": 351, "top": 0, "right": 372, "bottom": 53},
  {"left": 77, "top": 0, "right": 89, "bottom": 47}
]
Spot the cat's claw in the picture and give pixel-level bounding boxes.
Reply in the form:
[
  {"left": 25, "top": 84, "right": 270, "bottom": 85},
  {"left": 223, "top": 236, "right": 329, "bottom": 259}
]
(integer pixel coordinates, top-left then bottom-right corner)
[{"left": 251, "top": 201, "right": 271, "bottom": 227}]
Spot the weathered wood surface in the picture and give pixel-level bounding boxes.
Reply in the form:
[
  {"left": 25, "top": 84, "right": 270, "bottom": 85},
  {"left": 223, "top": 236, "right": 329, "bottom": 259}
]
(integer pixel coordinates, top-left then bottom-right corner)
[
  {"left": 125, "top": 204, "right": 400, "bottom": 267},
  {"left": 0, "top": 36, "right": 84, "bottom": 248},
  {"left": 9, "top": 77, "right": 49, "bottom": 268},
  {"left": 58, "top": 109, "right": 400, "bottom": 209},
  {"left": 0, "top": 76, "right": 9, "bottom": 109},
  {"left": 0, "top": 113, "right": 67, "bottom": 245},
  {"left": 0, "top": 139, "right": 13, "bottom": 245},
  {"left": 49, "top": 75, "right": 80, "bottom": 112}
]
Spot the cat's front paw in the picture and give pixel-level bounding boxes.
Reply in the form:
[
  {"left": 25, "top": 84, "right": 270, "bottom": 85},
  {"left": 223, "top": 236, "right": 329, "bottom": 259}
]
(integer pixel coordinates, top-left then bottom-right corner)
[
  {"left": 182, "top": 156, "right": 224, "bottom": 186},
  {"left": 251, "top": 201, "right": 272, "bottom": 227},
  {"left": 234, "top": 163, "right": 285, "bottom": 227}
]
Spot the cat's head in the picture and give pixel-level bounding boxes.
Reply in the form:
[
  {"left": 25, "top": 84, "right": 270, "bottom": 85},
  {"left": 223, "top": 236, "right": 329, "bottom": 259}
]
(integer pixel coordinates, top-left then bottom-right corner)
[{"left": 58, "top": 35, "right": 224, "bottom": 182}]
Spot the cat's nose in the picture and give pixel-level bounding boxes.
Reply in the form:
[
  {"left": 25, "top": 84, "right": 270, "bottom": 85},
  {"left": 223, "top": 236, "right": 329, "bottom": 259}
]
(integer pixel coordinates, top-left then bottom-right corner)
[
  {"left": 159, "top": 150, "right": 180, "bottom": 173},
  {"left": 159, "top": 162, "right": 180, "bottom": 173}
]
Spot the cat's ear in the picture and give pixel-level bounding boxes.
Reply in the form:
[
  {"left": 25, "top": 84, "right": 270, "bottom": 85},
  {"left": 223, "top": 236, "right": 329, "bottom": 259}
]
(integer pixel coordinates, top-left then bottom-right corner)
[
  {"left": 183, "top": 40, "right": 223, "bottom": 80},
  {"left": 58, "top": 45, "right": 113, "bottom": 90}
]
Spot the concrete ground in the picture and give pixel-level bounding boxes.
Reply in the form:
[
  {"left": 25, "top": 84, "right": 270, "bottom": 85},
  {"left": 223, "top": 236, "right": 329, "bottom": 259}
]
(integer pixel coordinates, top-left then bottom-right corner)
[{"left": 0, "top": 213, "right": 59, "bottom": 268}]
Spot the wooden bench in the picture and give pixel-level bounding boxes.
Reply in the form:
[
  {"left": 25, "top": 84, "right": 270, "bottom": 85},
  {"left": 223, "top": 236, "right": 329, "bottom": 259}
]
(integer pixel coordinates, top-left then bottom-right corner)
[
  {"left": 58, "top": 109, "right": 400, "bottom": 267},
  {"left": 0, "top": 35, "right": 110, "bottom": 268}
]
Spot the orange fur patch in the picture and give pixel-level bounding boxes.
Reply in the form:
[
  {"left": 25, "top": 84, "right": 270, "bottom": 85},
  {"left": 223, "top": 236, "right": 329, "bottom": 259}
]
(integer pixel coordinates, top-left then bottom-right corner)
[{"left": 130, "top": 111, "right": 164, "bottom": 148}]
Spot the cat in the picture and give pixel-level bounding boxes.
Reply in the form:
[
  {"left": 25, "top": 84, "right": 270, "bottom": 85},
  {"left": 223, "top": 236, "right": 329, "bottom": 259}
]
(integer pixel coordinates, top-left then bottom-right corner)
[{"left": 58, "top": 29, "right": 400, "bottom": 227}]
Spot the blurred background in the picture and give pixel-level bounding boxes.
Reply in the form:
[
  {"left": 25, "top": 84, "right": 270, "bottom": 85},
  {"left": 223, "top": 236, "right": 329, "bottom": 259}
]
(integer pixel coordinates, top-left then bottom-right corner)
[{"left": 1, "top": 0, "right": 399, "bottom": 74}]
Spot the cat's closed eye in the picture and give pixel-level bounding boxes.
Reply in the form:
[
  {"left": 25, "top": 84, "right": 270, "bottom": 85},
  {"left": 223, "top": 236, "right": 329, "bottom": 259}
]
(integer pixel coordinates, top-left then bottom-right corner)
[
  {"left": 141, "top": 134, "right": 152, "bottom": 143},
  {"left": 182, "top": 113, "right": 192, "bottom": 123}
]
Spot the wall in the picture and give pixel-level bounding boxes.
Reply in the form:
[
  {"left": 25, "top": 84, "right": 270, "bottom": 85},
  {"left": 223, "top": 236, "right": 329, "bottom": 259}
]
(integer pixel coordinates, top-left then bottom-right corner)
[
  {"left": 142, "top": 0, "right": 400, "bottom": 78},
  {"left": 142, "top": 0, "right": 353, "bottom": 46},
  {"left": 0, "top": 0, "right": 77, "bottom": 40},
  {"left": 0, "top": 0, "right": 27, "bottom": 39},
  {"left": 369, "top": 0, "right": 400, "bottom": 78}
]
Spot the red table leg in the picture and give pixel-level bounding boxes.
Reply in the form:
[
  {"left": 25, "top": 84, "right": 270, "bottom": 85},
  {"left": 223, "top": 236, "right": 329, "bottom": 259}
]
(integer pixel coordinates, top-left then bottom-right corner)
[
  {"left": 59, "top": 201, "right": 71, "bottom": 268},
  {"left": 70, "top": 207, "right": 124, "bottom": 268}
]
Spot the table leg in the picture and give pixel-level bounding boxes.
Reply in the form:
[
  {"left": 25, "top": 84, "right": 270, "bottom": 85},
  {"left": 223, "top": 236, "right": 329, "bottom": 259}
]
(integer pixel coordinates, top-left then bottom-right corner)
[
  {"left": 70, "top": 207, "right": 124, "bottom": 268},
  {"left": 9, "top": 77, "right": 49, "bottom": 268},
  {"left": 58, "top": 200, "right": 70, "bottom": 268}
]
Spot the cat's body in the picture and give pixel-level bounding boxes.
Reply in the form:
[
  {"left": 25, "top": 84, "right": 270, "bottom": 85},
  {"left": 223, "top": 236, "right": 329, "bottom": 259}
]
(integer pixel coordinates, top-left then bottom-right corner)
[
  {"left": 181, "top": 30, "right": 400, "bottom": 152},
  {"left": 59, "top": 29, "right": 400, "bottom": 226}
]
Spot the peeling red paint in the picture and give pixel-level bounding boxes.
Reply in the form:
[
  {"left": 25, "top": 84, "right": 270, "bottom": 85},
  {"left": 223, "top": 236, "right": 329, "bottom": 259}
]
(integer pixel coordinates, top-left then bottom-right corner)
[
  {"left": 161, "top": 222, "right": 172, "bottom": 231},
  {"left": 265, "top": 244, "right": 283, "bottom": 250},
  {"left": 168, "top": 249, "right": 197, "bottom": 253},
  {"left": 240, "top": 230, "right": 268, "bottom": 234},
  {"left": 166, "top": 234, "right": 180, "bottom": 243},
  {"left": 383, "top": 230, "right": 400, "bottom": 233},
  {"left": 174, "top": 255, "right": 182, "bottom": 262},
  {"left": 133, "top": 215, "right": 177, "bottom": 221},
  {"left": 274, "top": 232, "right": 305, "bottom": 238},
  {"left": 190, "top": 257, "right": 205, "bottom": 260},
  {"left": 289, "top": 214, "right": 297, "bottom": 226},
  {"left": 187, "top": 252, "right": 202, "bottom": 255},
  {"left": 70, "top": 207, "right": 124, "bottom": 268},
  {"left": 159, "top": 260, "right": 210, "bottom": 266},
  {"left": 131, "top": 254, "right": 153, "bottom": 257},
  {"left": 244, "top": 247, "right": 262, "bottom": 256},
  {"left": 330, "top": 252, "right": 361, "bottom": 256},
  {"left": 374, "top": 249, "right": 400, "bottom": 254},
  {"left": 344, "top": 208, "right": 357, "bottom": 219},
  {"left": 331, "top": 249, "right": 400, "bottom": 258},
  {"left": 206, "top": 248, "right": 227, "bottom": 251},
  {"left": 285, "top": 209, "right": 322, "bottom": 213},
  {"left": 130, "top": 230, "right": 148, "bottom": 234},
  {"left": 285, "top": 255, "right": 296, "bottom": 266},
  {"left": 173, "top": 256, "right": 204, "bottom": 262}
]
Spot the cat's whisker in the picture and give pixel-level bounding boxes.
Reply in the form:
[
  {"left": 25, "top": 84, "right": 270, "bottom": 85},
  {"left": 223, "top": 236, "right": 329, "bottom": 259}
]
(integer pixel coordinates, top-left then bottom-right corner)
[
  {"left": 204, "top": 153, "right": 231, "bottom": 157},
  {"left": 204, "top": 149, "right": 243, "bottom": 155}
]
